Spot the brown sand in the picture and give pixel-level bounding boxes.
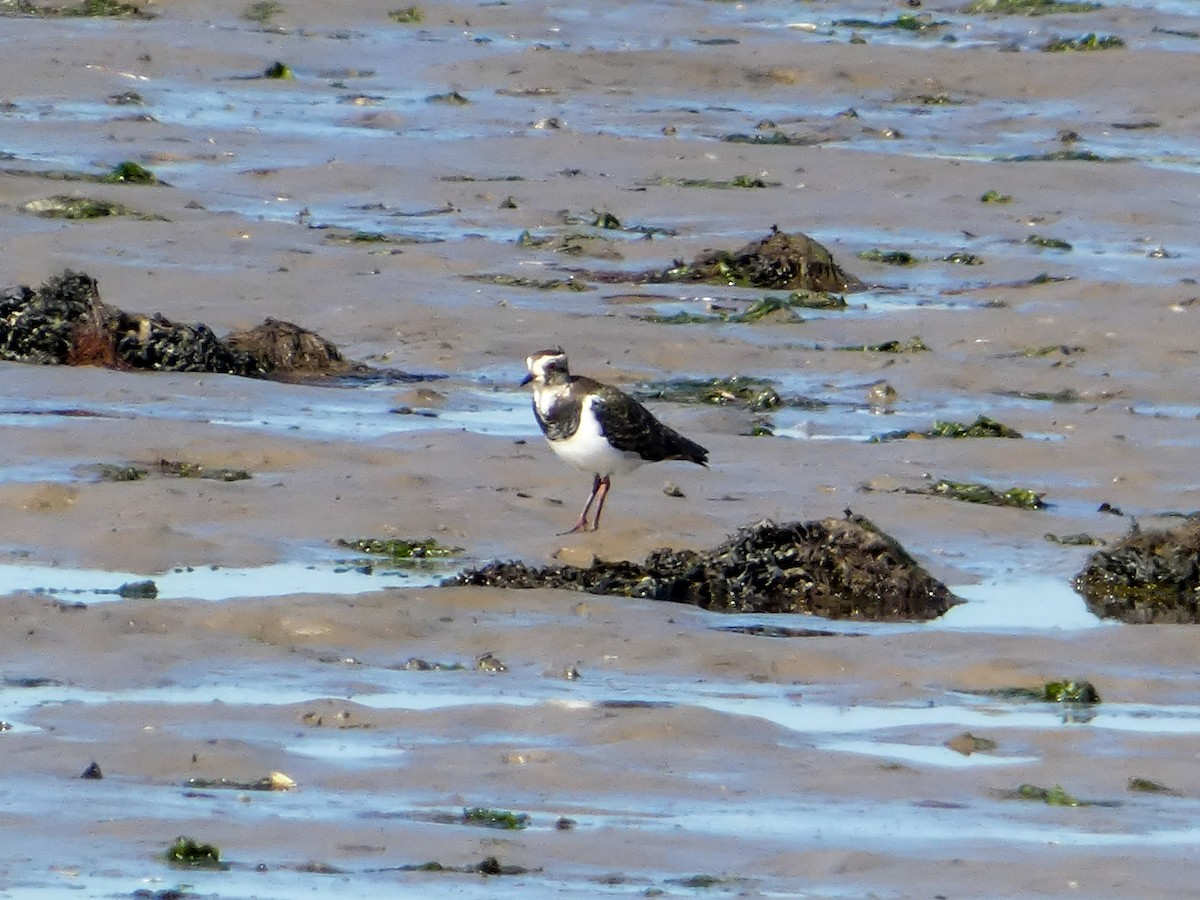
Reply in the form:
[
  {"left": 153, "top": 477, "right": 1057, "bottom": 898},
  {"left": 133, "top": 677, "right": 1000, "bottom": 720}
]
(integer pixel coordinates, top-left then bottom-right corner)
[{"left": 2, "top": 0, "right": 1200, "bottom": 895}]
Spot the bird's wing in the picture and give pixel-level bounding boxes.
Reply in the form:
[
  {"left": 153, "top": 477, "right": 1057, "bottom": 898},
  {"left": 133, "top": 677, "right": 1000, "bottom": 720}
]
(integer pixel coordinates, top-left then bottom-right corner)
[{"left": 591, "top": 383, "right": 709, "bottom": 465}]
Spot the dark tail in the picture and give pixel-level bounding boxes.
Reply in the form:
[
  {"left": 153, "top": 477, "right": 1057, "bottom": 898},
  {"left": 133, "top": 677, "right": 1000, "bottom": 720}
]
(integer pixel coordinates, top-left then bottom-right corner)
[{"left": 668, "top": 433, "right": 709, "bottom": 468}]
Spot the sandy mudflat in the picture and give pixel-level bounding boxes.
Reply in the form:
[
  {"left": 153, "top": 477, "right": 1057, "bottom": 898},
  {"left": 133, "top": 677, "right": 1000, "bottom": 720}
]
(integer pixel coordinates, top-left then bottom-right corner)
[{"left": 3, "top": 0, "right": 1200, "bottom": 896}]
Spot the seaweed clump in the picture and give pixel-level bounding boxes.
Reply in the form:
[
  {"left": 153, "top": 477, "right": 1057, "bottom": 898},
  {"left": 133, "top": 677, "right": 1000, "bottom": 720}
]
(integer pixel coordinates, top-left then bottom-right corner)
[
  {"left": 164, "top": 836, "right": 225, "bottom": 869},
  {"left": 225, "top": 317, "right": 349, "bottom": 375},
  {"left": 0, "top": 270, "right": 368, "bottom": 380},
  {"left": 1074, "top": 520, "right": 1200, "bottom": 622},
  {"left": 962, "top": 0, "right": 1102, "bottom": 13},
  {"left": 1, "top": 0, "right": 153, "bottom": 17},
  {"left": 453, "top": 514, "right": 960, "bottom": 620},
  {"left": 639, "top": 228, "right": 865, "bottom": 293}
]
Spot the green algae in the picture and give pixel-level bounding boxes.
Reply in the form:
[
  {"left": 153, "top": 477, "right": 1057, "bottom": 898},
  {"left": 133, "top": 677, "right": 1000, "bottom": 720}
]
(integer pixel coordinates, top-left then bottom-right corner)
[
  {"left": 640, "top": 295, "right": 821, "bottom": 325},
  {"left": 517, "top": 230, "right": 620, "bottom": 257},
  {"left": 1003, "top": 149, "right": 1124, "bottom": 162},
  {"left": 835, "top": 13, "right": 946, "bottom": 31},
  {"left": 1019, "top": 343, "right": 1084, "bottom": 357},
  {"left": 943, "top": 251, "right": 984, "bottom": 266},
  {"left": 107, "top": 90, "right": 144, "bottom": 106},
  {"left": 907, "top": 93, "right": 963, "bottom": 106},
  {"left": 976, "top": 679, "right": 1101, "bottom": 704},
  {"left": 317, "top": 227, "right": 412, "bottom": 244},
  {"left": 1045, "top": 532, "right": 1103, "bottom": 546},
  {"left": 927, "top": 479, "right": 1045, "bottom": 510},
  {"left": 635, "top": 375, "right": 786, "bottom": 411},
  {"left": 1008, "top": 783, "right": 1086, "bottom": 806},
  {"left": 929, "top": 416, "right": 1022, "bottom": 438},
  {"left": 642, "top": 174, "right": 781, "bottom": 189},
  {"left": 980, "top": 189, "right": 1013, "bottom": 203},
  {"left": 963, "top": 0, "right": 1102, "bottom": 13},
  {"left": 21, "top": 195, "right": 163, "bottom": 221},
  {"left": 426, "top": 91, "right": 470, "bottom": 105},
  {"left": 159, "top": 460, "right": 251, "bottom": 482},
  {"left": 834, "top": 336, "right": 929, "bottom": 353},
  {"left": 103, "top": 161, "right": 158, "bottom": 185},
  {"left": 1042, "top": 679, "right": 1101, "bottom": 703},
  {"left": 1000, "top": 388, "right": 1085, "bottom": 403},
  {"left": 263, "top": 61, "right": 294, "bottom": 79},
  {"left": 1, "top": 0, "right": 152, "bottom": 16},
  {"left": 164, "top": 836, "right": 225, "bottom": 869},
  {"left": 399, "top": 657, "right": 465, "bottom": 671},
  {"left": 669, "top": 874, "right": 730, "bottom": 888},
  {"left": 475, "top": 652, "right": 508, "bottom": 673},
  {"left": 464, "top": 273, "right": 593, "bottom": 292},
  {"left": 858, "top": 249, "right": 918, "bottom": 266},
  {"left": 1026, "top": 234, "right": 1073, "bottom": 251},
  {"left": 1152, "top": 24, "right": 1198, "bottom": 39},
  {"left": 1128, "top": 777, "right": 1179, "bottom": 795},
  {"left": 335, "top": 538, "right": 461, "bottom": 560},
  {"left": 440, "top": 174, "right": 525, "bottom": 183},
  {"left": 633, "top": 229, "right": 864, "bottom": 293},
  {"left": 96, "top": 464, "right": 147, "bottom": 482},
  {"left": 241, "top": 0, "right": 281, "bottom": 22},
  {"left": 721, "top": 131, "right": 826, "bottom": 147},
  {"left": 787, "top": 291, "right": 848, "bottom": 310},
  {"left": 1043, "top": 32, "right": 1124, "bottom": 51},
  {"left": 388, "top": 4, "right": 423, "bottom": 23},
  {"left": 872, "top": 415, "right": 1023, "bottom": 442},
  {"left": 591, "top": 209, "right": 622, "bottom": 229},
  {"left": 186, "top": 773, "right": 295, "bottom": 791},
  {"left": 117, "top": 579, "right": 157, "bottom": 599},
  {"left": 462, "top": 808, "right": 530, "bottom": 830}
]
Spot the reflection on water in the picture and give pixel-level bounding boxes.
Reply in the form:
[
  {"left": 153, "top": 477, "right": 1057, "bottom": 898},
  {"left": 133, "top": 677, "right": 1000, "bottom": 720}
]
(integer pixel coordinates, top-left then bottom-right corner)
[{"left": 0, "top": 557, "right": 449, "bottom": 602}]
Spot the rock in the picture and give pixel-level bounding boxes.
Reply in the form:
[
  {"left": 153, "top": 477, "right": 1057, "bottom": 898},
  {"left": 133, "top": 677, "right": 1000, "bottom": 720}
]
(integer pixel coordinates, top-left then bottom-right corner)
[
  {"left": 453, "top": 513, "right": 959, "bottom": 621},
  {"left": 0, "top": 270, "right": 357, "bottom": 379},
  {"left": 1073, "top": 520, "right": 1200, "bottom": 623},
  {"left": 225, "top": 317, "right": 349, "bottom": 374},
  {"left": 659, "top": 227, "right": 865, "bottom": 293}
]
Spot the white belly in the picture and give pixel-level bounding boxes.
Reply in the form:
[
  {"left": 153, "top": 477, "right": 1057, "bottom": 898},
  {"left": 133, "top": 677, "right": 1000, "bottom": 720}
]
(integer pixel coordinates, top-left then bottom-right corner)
[{"left": 549, "top": 396, "right": 646, "bottom": 477}]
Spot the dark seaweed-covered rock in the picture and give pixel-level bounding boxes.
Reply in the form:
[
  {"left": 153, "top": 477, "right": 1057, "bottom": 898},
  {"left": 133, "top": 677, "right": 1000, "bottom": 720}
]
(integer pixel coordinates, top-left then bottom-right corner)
[
  {"left": 0, "top": 270, "right": 104, "bottom": 365},
  {"left": 107, "top": 309, "right": 264, "bottom": 376},
  {"left": 0, "top": 270, "right": 374, "bottom": 380},
  {"left": 454, "top": 514, "right": 959, "bottom": 620},
  {"left": 1074, "top": 520, "right": 1200, "bottom": 623},
  {"left": 654, "top": 228, "right": 865, "bottom": 293},
  {"left": 226, "top": 317, "right": 348, "bottom": 374}
]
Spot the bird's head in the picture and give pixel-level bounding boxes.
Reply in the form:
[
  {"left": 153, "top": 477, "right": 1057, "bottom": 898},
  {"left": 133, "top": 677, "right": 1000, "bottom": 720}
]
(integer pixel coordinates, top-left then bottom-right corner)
[{"left": 522, "top": 347, "right": 570, "bottom": 386}]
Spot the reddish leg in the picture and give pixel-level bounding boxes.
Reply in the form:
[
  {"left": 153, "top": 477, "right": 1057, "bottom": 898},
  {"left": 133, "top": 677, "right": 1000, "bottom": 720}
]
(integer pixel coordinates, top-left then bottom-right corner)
[
  {"left": 564, "top": 473, "right": 603, "bottom": 534},
  {"left": 590, "top": 476, "right": 612, "bottom": 531}
]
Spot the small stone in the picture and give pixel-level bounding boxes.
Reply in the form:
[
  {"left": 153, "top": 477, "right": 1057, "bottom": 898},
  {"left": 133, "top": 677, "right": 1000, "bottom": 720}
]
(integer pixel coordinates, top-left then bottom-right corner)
[
  {"left": 554, "top": 546, "right": 596, "bottom": 568},
  {"left": 867, "top": 380, "right": 897, "bottom": 408},
  {"left": 662, "top": 481, "right": 685, "bottom": 498},
  {"left": 945, "top": 732, "right": 997, "bottom": 756}
]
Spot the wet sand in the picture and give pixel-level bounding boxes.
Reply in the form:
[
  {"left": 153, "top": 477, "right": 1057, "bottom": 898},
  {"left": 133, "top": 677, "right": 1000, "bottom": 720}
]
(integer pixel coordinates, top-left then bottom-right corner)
[{"left": 3, "top": 0, "right": 1200, "bottom": 896}]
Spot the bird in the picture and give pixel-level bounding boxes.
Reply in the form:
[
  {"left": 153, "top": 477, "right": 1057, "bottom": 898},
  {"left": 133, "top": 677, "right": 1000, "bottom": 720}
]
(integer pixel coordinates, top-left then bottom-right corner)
[{"left": 521, "top": 347, "right": 709, "bottom": 533}]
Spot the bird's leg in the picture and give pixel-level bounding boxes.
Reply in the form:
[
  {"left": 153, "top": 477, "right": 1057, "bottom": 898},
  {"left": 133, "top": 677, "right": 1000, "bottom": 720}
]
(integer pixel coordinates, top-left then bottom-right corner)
[
  {"left": 564, "top": 473, "right": 603, "bottom": 534},
  {"left": 589, "top": 476, "right": 612, "bottom": 531}
]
